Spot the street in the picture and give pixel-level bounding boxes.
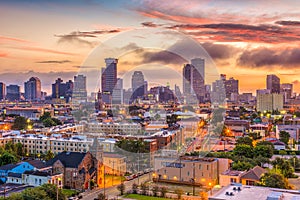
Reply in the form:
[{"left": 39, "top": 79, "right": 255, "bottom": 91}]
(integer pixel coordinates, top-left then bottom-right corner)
[{"left": 82, "top": 173, "right": 152, "bottom": 200}]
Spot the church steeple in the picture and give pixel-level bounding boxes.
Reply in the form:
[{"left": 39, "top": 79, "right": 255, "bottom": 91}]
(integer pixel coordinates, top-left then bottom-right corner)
[{"left": 89, "top": 137, "right": 103, "bottom": 162}]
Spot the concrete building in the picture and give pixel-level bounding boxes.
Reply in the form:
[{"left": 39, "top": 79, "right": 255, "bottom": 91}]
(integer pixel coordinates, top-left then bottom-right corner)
[
  {"left": 6, "top": 85, "right": 20, "bottom": 101},
  {"left": 256, "top": 93, "right": 283, "bottom": 111},
  {"left": 225, "top": 77, "right": 239, "bottom": 100},
  {"left": 210, "top": 184, "right": 300, "bottom": 200},
  {"left": 87, "top": 122, "right": 142, "bottom": 135},
  {"left": 153, "top": 154, "right": 231, "bottom": 187},
  {"left": 112, "top": 78, "right": 123, "bottom": 104},
  {"left": 219, "top": 169, "right": 245, "bottom": 187},
  {"left": 281, "top": 83, "right": 293, "bottom": 102},
  {"left": 0, "top": 82, "right": 5, "bottom": 100},
  {"left": 267, "top": 74, "right": 280, "bottom": 94},
  {"left": 51, "top": 78, "right": 73, "bottom": 103},
  {"left": 102, "top": 58, "right": 118, "bottom": 103},
  {"left": 5, "top": 106, "right": 44, "bottom": 120},
  {"left": 131, "top": 71, "right": 145, "bottom": 101},
  {"left": 72, "top": 75, "right": 87, "bottom": 103},
  {"left": 24, "top": 77, "right": 41, "bottom": 101},
  {"left": 103, "top": 153, "right": 126, "bottom": 176}
]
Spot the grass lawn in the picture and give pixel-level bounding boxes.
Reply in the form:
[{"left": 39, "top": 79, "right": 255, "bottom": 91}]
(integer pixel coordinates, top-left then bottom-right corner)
[
  {"left": 62, "top": 189, "right": 79, "bottom": 197},
  {"left": 123, "top": 194, "right": 169, "bottom": 200}
]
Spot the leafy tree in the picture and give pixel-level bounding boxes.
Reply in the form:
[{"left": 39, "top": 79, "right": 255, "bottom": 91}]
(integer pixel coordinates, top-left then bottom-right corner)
[
  {"left": 259, "top": 172, "right": 292, "bottom": 189},
  {"left": 272, "top": 157, "right": 295, "bottom": 178},
  {"left": 236, "top": 137, "right": 253, "bottom": 147},
  {"left": 98, "top": 193, "right": 106, "bottom": 200},
  {"left": 256, "top": 141, "right": 274, "bottom": 149},
  {"left": 160, "top": 187, "right": 168, "bottom": 198},
  {"left": 253, "top": 145, "right": 273, "bottom": 158},
  {"left": 232, "top": 161, "right": 253, "bottom": 171},
  {"left": 40, "top": 184, "right": 65, "bottom": 200},
  {"left": 140, "top": 182, "right": 149, "bottom": 195},
  {"left": 279, "top": 131, "right": 290, "bottom": 145},
  {"left": 117, "top": 182, "right": 125, "bottom": 195},
  {"left": 132, "top": 183, "right": 138, "bottom": 194},
  {"left": 15, "top": 142, "right": 23, "bottom": 156},
  {"left": 254, "top": 155, "right": 270, "bottom": 167},
  {"left": 152, "top": 185, "right": 159, "bottom": 197},
  {"left": 40, "top": 112, "right": 51, "bottom": 121},
  {"left": 44, "top": 150, "right": 55, "bottom": 161},
  {"left": 174, "top": 188, "right": 184, "bottom": 200},
  {"left": 248, "top": 132, "right": 262, "bottom": 140},
  {"left": 233, "top": 144, "right": 253, "bottom": 158},
  {"left": 22, "top": 187, "right": 51, "bottom": 200},
  {"left": 12, "top": 116, "right": 28, "bottom": 130},
  {"left": 0, "top": 152, "right": 17, "bottom": 166}
]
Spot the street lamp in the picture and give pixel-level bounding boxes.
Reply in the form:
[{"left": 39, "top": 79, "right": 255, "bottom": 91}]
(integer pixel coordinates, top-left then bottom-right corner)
[{"left": 56, "top": 177, "right": 62, "bottom": 200}]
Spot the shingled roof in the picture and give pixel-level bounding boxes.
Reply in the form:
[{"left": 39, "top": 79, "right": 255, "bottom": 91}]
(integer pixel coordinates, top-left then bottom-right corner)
[
  {"left": 46, "top": 152, "right": 87, "bottom": 168},
  {"left": 241, "top": 166, "right": 266, "bottom": 181},
  {"left": 26, "top": 160, "right": 47, "bottom": 169}
]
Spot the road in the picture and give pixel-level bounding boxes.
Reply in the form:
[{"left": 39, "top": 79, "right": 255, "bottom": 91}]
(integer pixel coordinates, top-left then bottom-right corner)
[{"left": 82, "top": 173, "right": 152, "bottom": 200}]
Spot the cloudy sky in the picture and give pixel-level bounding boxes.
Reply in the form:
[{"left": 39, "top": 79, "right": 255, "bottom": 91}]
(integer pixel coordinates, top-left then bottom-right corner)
[{"left": 1, "top": 0, "right": 300, "bottom": 94}]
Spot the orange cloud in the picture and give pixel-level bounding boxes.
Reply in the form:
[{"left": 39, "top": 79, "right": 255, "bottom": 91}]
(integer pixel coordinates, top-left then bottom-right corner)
[
  {"left": 14, "top": 46, "right": 77, "bottom": 56},
  {"left": 0, "top": 52, "right": 8, "bottom": 57},
  {"left": 0, "top": 35, "right": 31, "bottom": 43}
]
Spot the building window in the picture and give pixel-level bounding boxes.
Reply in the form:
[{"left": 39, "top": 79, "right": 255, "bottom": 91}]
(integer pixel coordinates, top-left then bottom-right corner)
[
  {"left": 246, "top": 180, "right": 255, "bottom": 186},
  {"left": 230, "top": 178, "right": 237, "bottom": 183},
  {"left": 207, "top": 165, "right": 209, "bottom": 170},
  {"left": 199, "top": 164, "right": 202, "bottom": 170}
]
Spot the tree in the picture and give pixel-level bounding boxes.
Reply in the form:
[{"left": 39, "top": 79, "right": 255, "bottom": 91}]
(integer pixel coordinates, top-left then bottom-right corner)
[
  {"left": 259, "top": 172, "right": 292, "bottom": 189},
  {"left": 232, "top": 161, "right": 253, "bottom": 171},
  {"left": 140, "top": 182, "right": 149, "bottom": 195},
  {"left": 12, "top": 116, "right": 28, "bottom": 130},
  {"left": 160, "top": 187, "right": 168, "bottom": 198},
  {"left": 40, "top": 184, "right": 65, "bottom": 200},
  {"left": 44, "top": 150, "right": 54, "bottom": 161},
  {"left": 117, "top": 182, "right": 125, "bottom": 195},
  {"left": 0, "top": 152, "right": 17, "bottom": 166},
  {"left": 272, "top": 157, "right": 295, "bottom": 178},
  {"left": 233, "top": 144, "right": 253, "bottom": 158},
  {"left": 254, "top": 155, "right": 270, "bottom": 167},
  {"left": 279, "top": 131, "right": 290, "bottom": 145},
  {"left": 248, "top": 132, "right": 262, "bottom": 140},
  {"left": 253, "top": 145, "right": 273, "bottom": 158},
  {"left": 152, "top": 185, "right": 159, "bottom": 197},
  {"left": 22, "top": 187, "right": 51, "bottom": 200},
  {"left": 236, "top": 137, "right": 253, "bottom": 147},
  {"left": 174, "top": 188, "right": 184, "bottom": 200},
  {"left": 256, "top": 141, "right": 274, "bottom": 149},
  {"left": 132, "top": 183, "right": 138, "bottom": 194},
  {"left": 97, "top": 193, "right": 106, "bottom": 200}
]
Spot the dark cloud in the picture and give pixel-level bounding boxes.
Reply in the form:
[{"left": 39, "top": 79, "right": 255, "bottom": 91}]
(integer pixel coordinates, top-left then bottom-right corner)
[
  {"left": 36, "top": 60, "right": 71, "bottom": 64},
  {"left": 55, "top": 29, "right": 120, "bottom": 47},
  {"left": 276, "top": 20, "right": 300, "bottom": 26},
  {"left": 142, "top": 50, "right": 186, "bottom": 65},
  {"left": 237, "top": 47, "right": 300, "bottom": 68},
  {"left": 141, "top": 22, "right": 160, "bottom": 27},
  {"left": 201, "top": 42, "right": 239, "bottom": 60},
  {"left": 72, "top": 65, "right": 97, "bottom": 69}
]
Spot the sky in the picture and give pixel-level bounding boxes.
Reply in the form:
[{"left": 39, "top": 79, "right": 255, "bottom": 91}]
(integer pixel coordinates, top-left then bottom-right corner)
[{"left": 1, "top": 0, "right": 300, "bottom": 95}]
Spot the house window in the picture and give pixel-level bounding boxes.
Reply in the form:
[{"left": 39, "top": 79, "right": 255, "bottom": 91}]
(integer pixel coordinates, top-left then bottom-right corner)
[
  {"left": 246, "top": 180, "right": 255, "bottom": 186},
  {"left": 230, "top": 178, "right": 237, "bottom": 183}
]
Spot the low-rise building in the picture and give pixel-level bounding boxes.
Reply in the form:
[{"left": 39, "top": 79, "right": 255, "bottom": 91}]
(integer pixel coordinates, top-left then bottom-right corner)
[
  {"left": 103, "top": 153, "right": 126, "bottom": 176},
  {"left": 22, "top": 171, "right": 63, "bottom": 188},
  {"left": 219, "top": 169, "right": 245, "bottom": 187},
  {"left": 87, "top": 122, "right": 142, "bottom": 135},
  {"left": 240, "top": 166, "right": 266, "bottom": 186}
]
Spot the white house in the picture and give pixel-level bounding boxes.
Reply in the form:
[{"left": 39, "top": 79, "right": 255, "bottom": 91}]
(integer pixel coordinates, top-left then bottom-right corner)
[
  {"left": 22, "top": 171, "right": 63, "bottom": 188},
  {"left": 7, "top": 172, "right": 22, "bottom": 184}
]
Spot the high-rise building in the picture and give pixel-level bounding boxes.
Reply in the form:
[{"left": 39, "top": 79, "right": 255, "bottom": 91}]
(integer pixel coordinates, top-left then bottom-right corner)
[
  {"left": 52, "top": 78, "right": 73, "bottom": 102},
  {"left": 225, "top": 77, "right": 239, "bottom": 100},
  {"left": 24, "top": 77, "right": 41, "bottom": 101},
  {"left": 112, "top": 78, "right": 123, "bottom": 104},
  {"left": 0, "top": 82, "right": 5, "bottom": 101},
  {"left": 281, "top": 83, "right": 293, "bottom": 101},
  {"left": 131, "top": 71, "right": 145, "bottom": 101},
  {"left": 256, "top": 93, "right": 283, "bottom": 111},
  {"left": 73, "top": 75, "right": 87, "bottom": 103},
  {"left": 182, "top": 58, "right": 205, "bottom": 103},
  {"left": 267, "top": 74, "right": 280, "bottom": 94},
  {"left": 101, "top": 58, "right": 117, "bottom": 93},
  {"left": 211, "top": 75, "right": 226, "bottom": 103},
  {"left": 6, "top": 85, "right": 20, "bottom": 101}
]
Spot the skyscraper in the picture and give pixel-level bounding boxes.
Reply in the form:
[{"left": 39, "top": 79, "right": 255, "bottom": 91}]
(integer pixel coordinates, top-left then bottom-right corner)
[
  {"left": 24, "top": 77, "right": 41, "bottom": 101},
  {"left": 0, "top": 82, "right": 5, "bottom": 101},
  {"left": 131, "top": 71, "right": 145, "bottom": 100},
  {"left": 52, "top": 78, "right": 73, "bottom": 102},
  {"left": 112, "top": 78, "right": 123, "bottom": 104},
  {"left": 101, "top": 58, "right": 118, "bottom": 93},
  {"left": 267, "top": 74, "right": 280, "bottom": 94},
  {"left": 225, "top": 77, "right": 239, "bottom": 100},
  {"left": 6, "top": 85, "right": 20, "bottom": 101},
  {"left": 73, "top": 75, "right": 87, "bottom": 103},
  {"left": 182, "top": 58, "right": 205, "bottom": 102},
  {"left": 281, "top": 83, "right": 293, "bottom": 101}
]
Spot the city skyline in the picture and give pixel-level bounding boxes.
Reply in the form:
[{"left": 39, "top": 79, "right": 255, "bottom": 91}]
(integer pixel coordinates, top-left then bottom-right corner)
[{"left": 1, "top": 0, "right": 300, "bottom": 94}]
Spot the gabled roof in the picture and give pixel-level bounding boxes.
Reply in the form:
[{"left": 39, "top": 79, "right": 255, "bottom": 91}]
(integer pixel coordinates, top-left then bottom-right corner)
[
  {"left": 25, "top": 160, "right": 47, "bottom": 169},
  {"left": 46, "top": 152, "right": 87, "bottom": 168},
  {"left": 8, "top": 172, "right": 22, "bottom": 178},
  {"left": 0, "top": 163, "right": 19, "bottom": 171},
  {"left": 241, "top": 166, "right": 266, "bottom": 181},
  {"left": 23, "top": 170, "right": 51, "bottom": 177}
]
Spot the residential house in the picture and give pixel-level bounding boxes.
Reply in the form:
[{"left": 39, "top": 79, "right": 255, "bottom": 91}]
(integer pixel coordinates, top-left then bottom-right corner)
[
  {"left": 23, "top": 171, "right": 63, "bottom": 188},
  {"left": 240, "top": 166, "right": 266, "bottom": 186},
  {"left": 219, "top": 169, "right": 245, "bottom": 187},
  {"left": 0, "top": 162, "right": 34, "bottom": 183}
]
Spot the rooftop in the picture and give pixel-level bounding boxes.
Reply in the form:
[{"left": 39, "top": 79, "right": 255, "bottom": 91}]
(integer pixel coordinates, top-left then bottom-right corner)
[{"left": 210, "top": 184, "right": 300, "bottom": 200}]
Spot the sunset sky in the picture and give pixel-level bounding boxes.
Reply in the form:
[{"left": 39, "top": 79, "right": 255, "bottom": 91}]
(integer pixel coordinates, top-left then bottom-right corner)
[{"left": 1, "top": 0, "right": 300, "bottom": 94}]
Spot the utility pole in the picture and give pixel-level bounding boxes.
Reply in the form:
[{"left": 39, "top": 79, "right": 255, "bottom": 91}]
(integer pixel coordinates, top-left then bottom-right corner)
[{"left": 193, "top": 163, "right": 195, "bottom": 196}]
